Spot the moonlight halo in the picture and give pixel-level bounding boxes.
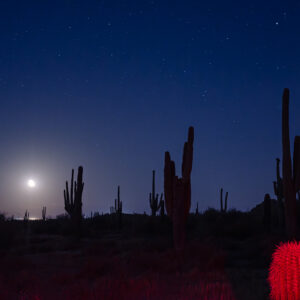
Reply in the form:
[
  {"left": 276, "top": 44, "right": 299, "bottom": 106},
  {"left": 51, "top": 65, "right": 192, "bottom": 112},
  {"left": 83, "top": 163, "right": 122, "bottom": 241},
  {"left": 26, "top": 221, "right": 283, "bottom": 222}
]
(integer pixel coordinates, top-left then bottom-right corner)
[{"left": 27, "top": 179, "right": 36, "bottom": 188}]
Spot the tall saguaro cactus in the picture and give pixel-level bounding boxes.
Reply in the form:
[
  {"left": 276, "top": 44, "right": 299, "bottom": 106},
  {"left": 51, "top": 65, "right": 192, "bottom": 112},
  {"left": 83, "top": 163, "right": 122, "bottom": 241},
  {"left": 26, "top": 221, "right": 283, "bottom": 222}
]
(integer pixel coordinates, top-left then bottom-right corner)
[
  {"left": 64, "top": 166, "right": 84, "bottom": 230},
  {"left": 282, "top": 88, "right": 299, "bottom": 238},
  {"left": 164, "top": 126, "right": 194, "bottom": 252}
]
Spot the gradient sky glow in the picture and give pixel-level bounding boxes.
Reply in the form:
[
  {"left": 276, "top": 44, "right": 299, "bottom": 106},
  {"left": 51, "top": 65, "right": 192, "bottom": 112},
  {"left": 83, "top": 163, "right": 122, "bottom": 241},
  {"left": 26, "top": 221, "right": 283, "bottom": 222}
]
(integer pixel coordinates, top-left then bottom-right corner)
[{"left": 1, "top": 1, "right": 300, "bottom": 218}]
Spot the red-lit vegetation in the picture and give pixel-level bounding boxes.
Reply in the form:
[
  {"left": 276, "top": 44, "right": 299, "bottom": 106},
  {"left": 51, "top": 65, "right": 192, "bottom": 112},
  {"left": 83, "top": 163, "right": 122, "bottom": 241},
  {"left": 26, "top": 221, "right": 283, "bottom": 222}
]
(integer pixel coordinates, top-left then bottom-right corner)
[
  {"left": 0, "top": 237, "right": 237, "bottom": 300},
  {"left": 269, "top": 241, "right": 300, "bottom": 300},
  {"left": 0, "top": 210, "right": 275, "bottom": 299}
]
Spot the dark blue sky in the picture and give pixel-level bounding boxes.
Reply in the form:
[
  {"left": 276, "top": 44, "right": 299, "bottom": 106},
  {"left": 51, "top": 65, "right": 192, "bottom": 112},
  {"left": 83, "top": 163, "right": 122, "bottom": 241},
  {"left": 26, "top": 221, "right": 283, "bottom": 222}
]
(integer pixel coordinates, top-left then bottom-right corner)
[{"left": 1, "top": 0, "right": 300, "bottom": 218}]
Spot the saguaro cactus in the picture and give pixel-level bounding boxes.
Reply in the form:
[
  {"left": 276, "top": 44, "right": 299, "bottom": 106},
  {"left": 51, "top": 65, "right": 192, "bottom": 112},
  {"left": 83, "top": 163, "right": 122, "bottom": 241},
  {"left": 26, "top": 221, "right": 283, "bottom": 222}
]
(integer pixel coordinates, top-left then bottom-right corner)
[
  {"left": 114, "top": 185, "right": 122, "bottom": 229},
  {"left": 149, "top": 170, "right": 162, "bottom": 216},
  {"left": 164, "top": 126, "right": 194, "bottom": 252},
  {"left": 281, "top": 89, "right": 299, "bottom": 238},
  {"left": 64, "top": 166, "right": 84, "bottom": 230},
  {"left": 220, "top": 188, "right": 228, "bottom": 212}
]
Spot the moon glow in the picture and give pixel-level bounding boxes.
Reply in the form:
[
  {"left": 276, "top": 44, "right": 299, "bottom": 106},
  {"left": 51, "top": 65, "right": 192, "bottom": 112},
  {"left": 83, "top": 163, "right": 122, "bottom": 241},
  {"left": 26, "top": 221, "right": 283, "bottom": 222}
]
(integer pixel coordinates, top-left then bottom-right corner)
[{"left": 27, "top": 179, "right": 36, "bottom": 188}]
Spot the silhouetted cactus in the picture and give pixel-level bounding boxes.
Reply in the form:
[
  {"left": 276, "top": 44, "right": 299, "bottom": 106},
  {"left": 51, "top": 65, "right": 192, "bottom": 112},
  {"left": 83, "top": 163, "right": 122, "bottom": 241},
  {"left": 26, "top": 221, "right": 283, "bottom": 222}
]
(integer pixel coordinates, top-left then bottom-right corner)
[
  {"left": 64, "top": 166, "right": 84, "bottom": 231},
  {"left": 114, "top": 185, "right": 122, "bottom": 229},
  {"left": 42, "top": 206, "right": 46, "bottom": 221},
  {"left": 220, "top": 188, "right": 228, "bottom": 213},
  {"left": 273, "top": 158, "right": 285, "bottom": 229},
  {"left": 195, "top": 202, "right": 199, "bottom": 216},
  {"left": 164, "top": 126, "right": 194, "bottom": 252},
  {"left": 281, "top": 89, "right": 299, "bottom": 238},
  {"left": 149, "top": 170, "right": 162, "bottom": 216},
  {"left": 24, "top": 210, "right": 29, "bottom": 221}
]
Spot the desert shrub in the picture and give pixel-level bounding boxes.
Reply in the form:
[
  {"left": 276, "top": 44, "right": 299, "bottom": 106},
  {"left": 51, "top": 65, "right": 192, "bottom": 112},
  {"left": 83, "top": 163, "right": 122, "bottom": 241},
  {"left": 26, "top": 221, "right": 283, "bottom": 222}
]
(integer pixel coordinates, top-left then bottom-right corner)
[
  {"left": 134, "top": 216, "right": 171, "bottom": 237},
  {"left": 56, "top": 213, "right": 69, "bottom": 220},
  {"left": 186, "top": 214, "right": 200, "bottom": 232},
  {"left": 0, "top": 212, "right": 5, "bottom": 222},
  {"left": 202, "top": 208, "right": 222, "bottom": 222},
  {"left": 200, "top": 209, "right": 259, "bottom": 239},
  {"left": 0, "top": 216, "right": 18, "bottom": 249}
]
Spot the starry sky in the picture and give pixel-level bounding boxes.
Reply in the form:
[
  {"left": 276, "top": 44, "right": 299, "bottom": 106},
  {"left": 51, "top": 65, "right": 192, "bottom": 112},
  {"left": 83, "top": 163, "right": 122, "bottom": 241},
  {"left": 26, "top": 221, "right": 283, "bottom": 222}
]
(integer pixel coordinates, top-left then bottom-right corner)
[{"left": 1, "top": 0, "right": 300, "bottom": 218}]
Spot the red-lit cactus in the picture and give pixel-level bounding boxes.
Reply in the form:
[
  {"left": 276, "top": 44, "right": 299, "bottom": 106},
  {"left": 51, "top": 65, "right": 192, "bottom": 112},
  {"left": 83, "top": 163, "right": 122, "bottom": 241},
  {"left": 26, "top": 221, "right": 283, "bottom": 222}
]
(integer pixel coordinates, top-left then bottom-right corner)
[
  {"left": 269, "top": 241, "right": 300, "bottom": 300},
  {"left": 164, "top": 126, "right": 194, "bottom": 252}
]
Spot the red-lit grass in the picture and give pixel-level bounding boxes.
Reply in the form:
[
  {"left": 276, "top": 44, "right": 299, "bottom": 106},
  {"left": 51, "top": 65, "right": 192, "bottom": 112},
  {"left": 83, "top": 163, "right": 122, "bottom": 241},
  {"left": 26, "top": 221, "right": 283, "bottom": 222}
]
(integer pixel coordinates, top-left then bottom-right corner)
[
  {"left": 0, "top": 271, "right": 235, "bottom": 300},
  {"left": 0, "top": 239, "right": 236, "bottom": 299}
]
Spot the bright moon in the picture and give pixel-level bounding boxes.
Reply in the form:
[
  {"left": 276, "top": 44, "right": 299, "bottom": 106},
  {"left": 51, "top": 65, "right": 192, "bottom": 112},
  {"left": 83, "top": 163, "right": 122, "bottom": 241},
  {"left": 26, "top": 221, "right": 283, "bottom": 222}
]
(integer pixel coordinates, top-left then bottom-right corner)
[{"left": 27, "top": 179, "right": 36, "bottom": 188}]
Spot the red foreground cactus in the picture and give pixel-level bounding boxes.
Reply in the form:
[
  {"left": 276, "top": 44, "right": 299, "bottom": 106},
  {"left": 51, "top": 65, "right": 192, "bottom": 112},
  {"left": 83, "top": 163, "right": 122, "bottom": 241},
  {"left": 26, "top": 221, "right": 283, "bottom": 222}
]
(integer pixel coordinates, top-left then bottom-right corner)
[{"left": 269, "top": 241, "right": 300, "bottom": 300}]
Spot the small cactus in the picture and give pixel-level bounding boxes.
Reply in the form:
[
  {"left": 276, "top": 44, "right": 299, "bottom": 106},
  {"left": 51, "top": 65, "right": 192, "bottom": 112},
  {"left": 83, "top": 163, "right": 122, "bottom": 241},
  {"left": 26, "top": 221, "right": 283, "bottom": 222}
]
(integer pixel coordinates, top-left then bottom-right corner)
[
  {"left": 42, "top": 206, "right": 46, "bottom": 221},
  {"left": 24, "top": 210, "right": 29, "bottom": 221},
  {"left": 114, "top": 185, "right": 122, "bottom": 229},
  {"left": 220, "top": 188, "right": 228, "bottom": 212},
  {"left": 195, "top": 202, "right": 199, "bottom": 216},
  {"left": 149, "top": 170, "right": 162, "bottom": 216}
]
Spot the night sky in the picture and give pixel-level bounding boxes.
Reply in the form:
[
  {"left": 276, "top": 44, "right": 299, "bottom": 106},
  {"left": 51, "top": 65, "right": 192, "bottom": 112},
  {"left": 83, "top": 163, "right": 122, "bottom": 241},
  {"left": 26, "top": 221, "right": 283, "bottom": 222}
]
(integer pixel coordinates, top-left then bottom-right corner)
[{"left": 1, "top": 1, "right": 300, "bottom": 218}]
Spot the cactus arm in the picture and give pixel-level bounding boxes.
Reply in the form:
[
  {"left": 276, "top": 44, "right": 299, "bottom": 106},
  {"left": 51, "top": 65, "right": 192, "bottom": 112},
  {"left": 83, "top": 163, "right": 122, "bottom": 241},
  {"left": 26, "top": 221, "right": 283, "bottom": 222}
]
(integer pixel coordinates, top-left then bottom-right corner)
[
  {"left": 181, "top": 127, "right": 194, "bottom": 181},
  {"left": 64, "top": 190, "right": 67, "bottom": 210},
  {"left": 273, "top": 181, "right": 278, "bottom": 196},
  {"left": 70, "top": 169, "right": 74, "bottom": 207},
  {"left": 276, "top": 158, "right": 281, "bottom": 182},
  {"left": 65, "top": 181, "right": 69, "bottom": 204}
]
